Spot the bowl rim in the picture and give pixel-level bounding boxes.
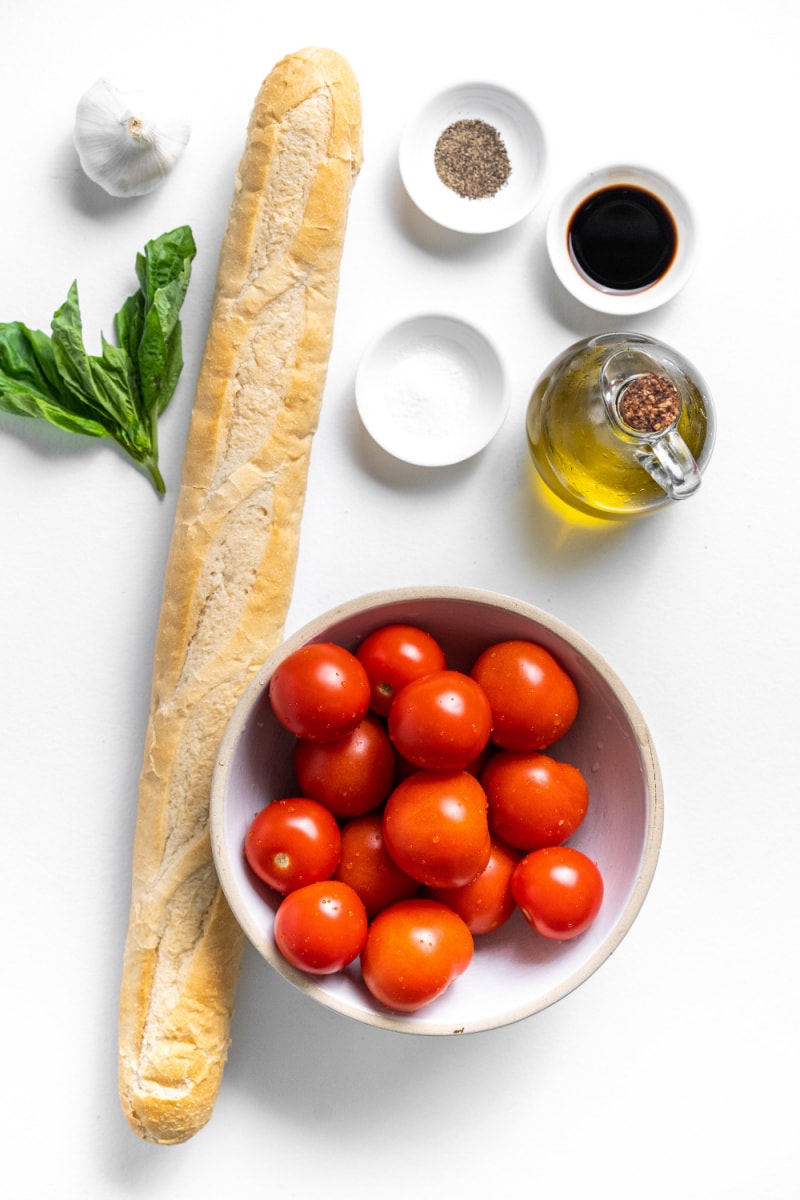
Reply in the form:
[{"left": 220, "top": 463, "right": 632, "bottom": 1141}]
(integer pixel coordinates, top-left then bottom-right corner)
[{"left": 211, "top": 585, "right": 664, "bottom": 1035}]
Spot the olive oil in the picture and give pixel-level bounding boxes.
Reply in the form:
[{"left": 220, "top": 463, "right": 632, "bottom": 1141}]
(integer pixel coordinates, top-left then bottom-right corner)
[{"left": 526, "top": 335, "right": 714, "bottom": 520}]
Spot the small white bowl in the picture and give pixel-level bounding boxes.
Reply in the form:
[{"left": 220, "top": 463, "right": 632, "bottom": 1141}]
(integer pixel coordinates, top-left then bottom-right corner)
[
  {"left": 355, "top": 313, "right": 510, "bottom": 466},
  {"left": 546, "top": 163, "right": 698, "bottom": 314},
  {"left": 399, "top": 82, "right": 547, "bottom": 234},
  {"left": 211, "top": 587, "right": 664, "bottom": 1037}
]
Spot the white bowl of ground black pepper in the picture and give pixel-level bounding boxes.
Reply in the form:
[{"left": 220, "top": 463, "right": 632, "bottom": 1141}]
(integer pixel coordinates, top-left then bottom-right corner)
[{"left": 399, "top": 82, "right": 548, "bottom": 234}]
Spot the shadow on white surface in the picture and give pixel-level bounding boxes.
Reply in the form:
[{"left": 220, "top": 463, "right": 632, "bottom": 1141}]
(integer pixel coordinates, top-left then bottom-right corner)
[{"left": 225, "top": 941, "right": 568, "bottom": 1126}]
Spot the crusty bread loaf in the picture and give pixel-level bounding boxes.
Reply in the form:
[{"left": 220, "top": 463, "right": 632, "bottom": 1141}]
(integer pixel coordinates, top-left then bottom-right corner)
[{"left": 118, "top": 47, "right": 362, "bottom": 1145}]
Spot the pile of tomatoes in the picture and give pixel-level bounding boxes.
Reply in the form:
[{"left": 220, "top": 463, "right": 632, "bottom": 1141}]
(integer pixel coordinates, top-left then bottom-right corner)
[{"left": 244, "top": 624, "right": 604, "bottom": 1014}]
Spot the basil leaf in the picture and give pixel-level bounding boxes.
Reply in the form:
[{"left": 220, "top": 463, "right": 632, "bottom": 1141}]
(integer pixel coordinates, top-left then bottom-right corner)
[
  {"left": 51, "top": 283, "right": 142, "bottom": 436},
  {"left": 0, "top": 320, "right": 110, "bottom": 437},
  {"left": 91, "top": 334, "right": 152, "bottom": 459},
  {"left": 136, "top": 224, "right": 197, "bottom": 300},
  {"left": 0, "top": 225, "right": 196, "bottom": 494},
  {"left": 114, "top": 292, "right": 144, "bottom": 372},
  {"left": 127, "top": 227, "right": 196, "bottom": 418}
]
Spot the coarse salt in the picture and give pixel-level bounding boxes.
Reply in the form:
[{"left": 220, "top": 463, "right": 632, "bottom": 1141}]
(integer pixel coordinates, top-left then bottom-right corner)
[{"left": 383, "top": 337, "right": 480, "bottom": 439}]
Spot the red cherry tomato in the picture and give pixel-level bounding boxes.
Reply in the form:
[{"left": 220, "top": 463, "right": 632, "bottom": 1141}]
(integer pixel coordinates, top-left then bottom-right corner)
[
  {"left": 360, "top": 899, "right": 474, "bottom": 1012},
  {"left": 244, "top": 798, "right": 341, "bottom": 894},
  {"left": 470, "top": 640, "right": 579, "bottom": 751},
  {"left": 273, "top": 880, "right": 368, "bottom": 974},
  {"left": 511, "top": 846, "right": 604, "bottom": 940},
  {"left": 383, "top": 769, "right": 491, "bottom": 889},
  {"left": 356, "top": 623, "right": 447, "bottom": 716},
  {"left": 293, "top": 714, "right": 396, "bottom": 819},
  {"left": 388, "top": 669, "right": 492, "bottom": 770},
  {"left": 426, "top": 838, "right": 521, "bottom": 935},
  {"left": 481, "top": 750, "right": 589, "bottom": 851},
  {"left": 334, "top": 812, "right": 422, "bottom": 919},
  {"left": 269, "top": 642, "right": 370, "bottom": 742}
]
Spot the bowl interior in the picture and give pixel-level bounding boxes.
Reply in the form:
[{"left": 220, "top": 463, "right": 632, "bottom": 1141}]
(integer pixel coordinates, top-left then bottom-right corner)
[
  {"left": 546, "top": 163, "right": 698, "bottom": 314},
  {"left": 399, "top": 82, "right": 547, "bottom": 234},
  {"left": 211, "top": 588, "right": 663, "bottom": 1035},
  {"left": 355, "top": 314, "right": 510, "bottom": 466}
]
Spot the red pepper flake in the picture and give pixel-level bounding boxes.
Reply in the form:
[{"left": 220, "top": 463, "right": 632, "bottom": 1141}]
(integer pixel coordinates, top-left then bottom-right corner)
[{"left": 618, "top": 373, "right": 681, "bottom": 433}]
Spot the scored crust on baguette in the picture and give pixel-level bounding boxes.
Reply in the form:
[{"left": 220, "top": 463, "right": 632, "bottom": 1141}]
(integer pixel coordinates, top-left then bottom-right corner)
[{"left": 118, "top": 47, "right": 362, "bottom": 1145}]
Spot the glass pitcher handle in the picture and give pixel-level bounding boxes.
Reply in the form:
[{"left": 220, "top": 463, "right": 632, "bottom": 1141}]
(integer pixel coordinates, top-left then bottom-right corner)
[{"left": 636, "top": 428, "right": 702, "bottom": 500}]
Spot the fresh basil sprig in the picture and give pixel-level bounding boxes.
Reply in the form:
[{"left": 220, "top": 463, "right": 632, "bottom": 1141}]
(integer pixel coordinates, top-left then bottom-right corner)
[{"left": 0, "top": 225, "right": 196, "bottom": 494}]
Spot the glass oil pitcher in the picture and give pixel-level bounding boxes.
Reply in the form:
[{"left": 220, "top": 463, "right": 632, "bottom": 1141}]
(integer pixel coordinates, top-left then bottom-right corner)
[{"left": 526, "top": 333, "right": 715, "bottom": 520}]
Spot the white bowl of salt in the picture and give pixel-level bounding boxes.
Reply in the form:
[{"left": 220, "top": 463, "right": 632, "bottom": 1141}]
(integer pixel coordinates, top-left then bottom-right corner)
[{"left": 355, "top": 313, "right": 510, "bottom": 467}]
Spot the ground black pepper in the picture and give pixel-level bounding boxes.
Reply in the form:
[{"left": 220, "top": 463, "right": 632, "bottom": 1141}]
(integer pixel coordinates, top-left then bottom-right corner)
[
  {"left": 434, "top": 119, "right": 511, "bottom": 200},
  {"left": 619, "top": 374, "right": 681, "bottom": 433}
]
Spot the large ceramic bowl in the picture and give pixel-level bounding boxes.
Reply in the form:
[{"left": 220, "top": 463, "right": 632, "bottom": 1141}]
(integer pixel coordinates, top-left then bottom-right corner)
[{"left": 210, "top": 587, "right": 663, "bottom": 1035}]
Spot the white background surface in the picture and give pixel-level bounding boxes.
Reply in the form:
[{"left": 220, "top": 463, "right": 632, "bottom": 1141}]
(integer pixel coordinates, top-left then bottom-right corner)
[{"left": 2, "top": 1, "right": 797, "bottom": 1196}]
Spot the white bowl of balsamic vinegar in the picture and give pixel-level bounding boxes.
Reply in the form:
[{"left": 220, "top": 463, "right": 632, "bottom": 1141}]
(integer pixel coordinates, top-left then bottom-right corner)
[{"left": 546, "top": 163, "right": 698, "bottom": 314}]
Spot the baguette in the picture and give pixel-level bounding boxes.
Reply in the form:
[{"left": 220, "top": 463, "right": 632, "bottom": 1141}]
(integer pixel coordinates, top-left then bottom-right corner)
[{"left": 118, "top": 47, "right": 362, "bottom": 1145}]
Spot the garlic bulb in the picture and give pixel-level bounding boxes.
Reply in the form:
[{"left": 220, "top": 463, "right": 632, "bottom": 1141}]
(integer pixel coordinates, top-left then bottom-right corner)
[{"left": 74, "top": 76, "right": 191, "bottom": 198}]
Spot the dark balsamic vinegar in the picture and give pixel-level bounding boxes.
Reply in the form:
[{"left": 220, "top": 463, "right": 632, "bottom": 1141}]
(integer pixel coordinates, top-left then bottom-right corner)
[{"left": 567, "top": 185, "right": 678, "bottom": 292}]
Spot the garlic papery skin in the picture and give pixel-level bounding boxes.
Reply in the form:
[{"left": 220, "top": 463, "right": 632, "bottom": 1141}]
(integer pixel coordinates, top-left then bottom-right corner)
[{"left": 74, "top": 76, "right": 191, "bottom": 198}]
